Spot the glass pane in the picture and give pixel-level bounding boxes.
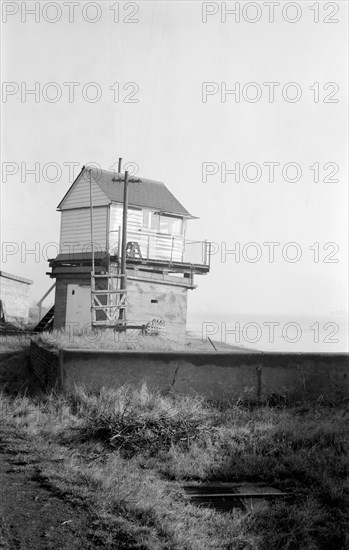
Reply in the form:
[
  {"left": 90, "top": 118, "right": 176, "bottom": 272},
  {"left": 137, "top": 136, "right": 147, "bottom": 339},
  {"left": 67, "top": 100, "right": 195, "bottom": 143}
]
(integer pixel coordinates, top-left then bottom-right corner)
[
  {"left": 159, "top": 216, "right": 182, "bottom": 235},
  {"left": 172, "top": 218, "right": 182, "bottom": 235},
  {"left": 159, "top": 216, "right": 171, "bottom": 233},
  {"left": 142, "top": 210, "right": 150, "bottom": 228},
  {"left": 150, "top": 213, "right": 160, "bottom": 230}
]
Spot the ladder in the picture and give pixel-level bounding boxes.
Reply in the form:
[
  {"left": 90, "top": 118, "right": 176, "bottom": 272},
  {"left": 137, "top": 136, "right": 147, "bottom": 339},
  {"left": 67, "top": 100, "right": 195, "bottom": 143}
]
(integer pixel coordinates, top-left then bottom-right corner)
[
  {"left": 88, "top": 163, "right": 129, "bottom": 329},
  {"left": 91, "top": 272, "right": 127, "bottom": 327}
]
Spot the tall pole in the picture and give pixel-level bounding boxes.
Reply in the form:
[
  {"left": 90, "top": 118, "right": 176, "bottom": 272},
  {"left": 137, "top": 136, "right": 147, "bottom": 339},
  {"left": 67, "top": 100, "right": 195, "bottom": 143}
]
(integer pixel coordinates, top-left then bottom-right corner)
[
  {"left": 89, "top": 169, "right": 95, "bottom": 275},
  {"left": 120, "top": 170, "right": 129, "bottom": 293},
  {"left": 89, "top": 168, "right": 95, "bottom": 325},
  {"left": 118, "top": 157, "right": 122, "bottom": 174}
]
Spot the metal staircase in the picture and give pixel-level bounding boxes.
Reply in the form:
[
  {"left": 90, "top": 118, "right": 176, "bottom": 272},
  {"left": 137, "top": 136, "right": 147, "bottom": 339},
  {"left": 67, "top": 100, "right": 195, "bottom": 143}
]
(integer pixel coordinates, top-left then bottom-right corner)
[{"left": 34, "top": 306, "right": 54, "bottom": 332}]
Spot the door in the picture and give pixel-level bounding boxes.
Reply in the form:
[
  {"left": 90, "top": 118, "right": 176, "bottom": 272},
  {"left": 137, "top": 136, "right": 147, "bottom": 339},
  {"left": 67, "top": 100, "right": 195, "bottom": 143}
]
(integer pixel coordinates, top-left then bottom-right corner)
[{"left": 65, "top": 284, "right": 91, "bottom": 331}]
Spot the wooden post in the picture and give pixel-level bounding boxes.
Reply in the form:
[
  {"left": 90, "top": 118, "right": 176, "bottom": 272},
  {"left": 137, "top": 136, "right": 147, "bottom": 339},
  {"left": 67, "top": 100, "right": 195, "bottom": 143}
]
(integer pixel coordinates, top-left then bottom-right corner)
[
  {"left": 118, "top": 225, "right": 122, "bottom": 259},
  {"left": 170, "top": 237, "right": 174, "bottom": 263},
  {"left": 203, "top": 239, "right": 207, "bottom": 265},
  {"left": 120, "top": 170, "right": 129, "bottom": 294}
]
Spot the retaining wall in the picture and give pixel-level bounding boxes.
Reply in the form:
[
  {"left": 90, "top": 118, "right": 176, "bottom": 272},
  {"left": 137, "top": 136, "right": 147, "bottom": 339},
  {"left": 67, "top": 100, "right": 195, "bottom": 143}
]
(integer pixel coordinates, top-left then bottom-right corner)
[
  {"left": 30, "top": 341, "right": 60, "bottom": 388},
  {"left": 58, "top": 348, "right": 349, "bottom": 403}
]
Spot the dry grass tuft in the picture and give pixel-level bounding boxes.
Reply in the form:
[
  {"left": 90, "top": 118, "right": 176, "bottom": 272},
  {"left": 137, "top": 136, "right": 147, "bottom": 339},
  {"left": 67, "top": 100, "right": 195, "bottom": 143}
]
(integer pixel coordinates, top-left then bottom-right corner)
[
  {"left": 36, "top": 329, "right": 187, "bottom": 351},
  {"left": 72, "top": 384, "right": 214, "bottom": 457}
]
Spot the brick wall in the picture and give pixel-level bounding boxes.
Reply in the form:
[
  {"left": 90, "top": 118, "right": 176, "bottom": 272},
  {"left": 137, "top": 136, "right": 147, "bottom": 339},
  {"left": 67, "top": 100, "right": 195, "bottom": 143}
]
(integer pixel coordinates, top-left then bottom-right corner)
[{"left": 30, "top": 340, "right": 60, "bottom": 388}]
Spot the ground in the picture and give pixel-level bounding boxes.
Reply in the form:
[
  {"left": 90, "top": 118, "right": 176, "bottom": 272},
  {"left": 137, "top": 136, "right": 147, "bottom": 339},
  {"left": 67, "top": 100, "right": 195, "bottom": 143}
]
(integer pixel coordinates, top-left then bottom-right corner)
[
  {"left": 0, "top": 349, "right": 132, "bottom": 550},
  {"left": 0, "top": 336, "right": 348, "bottom": 550},
  {"left": 0, "top": 427, "right": 98, "bottom": 550}
]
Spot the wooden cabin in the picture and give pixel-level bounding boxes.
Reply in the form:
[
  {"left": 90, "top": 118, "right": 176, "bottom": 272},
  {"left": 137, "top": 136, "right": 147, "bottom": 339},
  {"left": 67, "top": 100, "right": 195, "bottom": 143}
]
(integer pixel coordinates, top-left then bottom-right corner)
[{"left": 46, "top": 165, "right": 210, "bottom": 341}]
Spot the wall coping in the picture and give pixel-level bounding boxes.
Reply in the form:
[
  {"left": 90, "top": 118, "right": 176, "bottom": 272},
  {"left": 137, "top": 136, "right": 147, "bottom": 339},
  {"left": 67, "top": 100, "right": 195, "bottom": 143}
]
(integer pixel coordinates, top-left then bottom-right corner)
[
  {"left": 61, "top": 348, "right": 349, "bottom": 361},
  {"left": 0, "top": 270, "right": 33, "bottom": 285}
]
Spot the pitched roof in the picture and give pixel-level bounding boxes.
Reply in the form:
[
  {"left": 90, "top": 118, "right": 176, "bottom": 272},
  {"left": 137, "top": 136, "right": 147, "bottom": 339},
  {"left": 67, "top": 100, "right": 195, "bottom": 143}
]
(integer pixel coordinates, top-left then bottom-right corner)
[{"left": 87, "top": 166, "right": 193, "bottom": 218}]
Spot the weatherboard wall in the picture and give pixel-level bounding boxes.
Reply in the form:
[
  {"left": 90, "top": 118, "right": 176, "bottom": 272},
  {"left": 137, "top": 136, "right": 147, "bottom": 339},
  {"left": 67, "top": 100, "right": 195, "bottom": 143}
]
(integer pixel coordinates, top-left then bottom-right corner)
[
  {"left": 58, "top": 200, "right": 185, "bottom": 262},
  {"left": 59, "top": 206, "right": 108, "bottom": 255},
  {"left": 59, "top": 172, "right": 110, "bottom": 210}
]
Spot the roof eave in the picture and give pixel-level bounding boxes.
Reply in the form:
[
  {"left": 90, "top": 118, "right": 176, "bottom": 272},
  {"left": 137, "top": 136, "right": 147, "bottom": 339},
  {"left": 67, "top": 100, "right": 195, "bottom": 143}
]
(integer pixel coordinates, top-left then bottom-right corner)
[
  {"left": 110, "top": 200, "right": 196, "bottom": 219},
  {"left": 56, "top": 165, "right": 85, "bottom": 210}
]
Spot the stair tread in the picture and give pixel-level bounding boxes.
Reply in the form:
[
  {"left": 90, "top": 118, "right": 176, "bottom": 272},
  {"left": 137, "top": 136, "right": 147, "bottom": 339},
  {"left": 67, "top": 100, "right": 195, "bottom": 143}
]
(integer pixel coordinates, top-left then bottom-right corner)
[{"left": 34, "top": 306, "right": 54, "bottom": 332}]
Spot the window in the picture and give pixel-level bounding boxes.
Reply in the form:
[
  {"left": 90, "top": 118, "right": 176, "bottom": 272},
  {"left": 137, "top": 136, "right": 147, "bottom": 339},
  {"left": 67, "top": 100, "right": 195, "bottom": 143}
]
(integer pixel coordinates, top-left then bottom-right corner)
[
  {"left": 143, "top": 210, "right": 160, "bottom": 231},
  {"left": 142, "top": 210, "right": 183, "bottom": 235},
  {"left": 160, "top": 215, "right": 183, "bottom": 235}
]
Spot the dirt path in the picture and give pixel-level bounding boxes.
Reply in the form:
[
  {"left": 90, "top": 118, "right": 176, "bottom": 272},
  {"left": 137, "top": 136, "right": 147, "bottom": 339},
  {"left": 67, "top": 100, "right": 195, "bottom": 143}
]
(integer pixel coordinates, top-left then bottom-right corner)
[
  {"left": 0, "top": 426, "right": 127, "bottom": 550},
  {"left": 0, "top": 430, "right": 97, "bottom": 550},
  {"left": 0, "top": 349, "right": 143, "bottom": 550}
]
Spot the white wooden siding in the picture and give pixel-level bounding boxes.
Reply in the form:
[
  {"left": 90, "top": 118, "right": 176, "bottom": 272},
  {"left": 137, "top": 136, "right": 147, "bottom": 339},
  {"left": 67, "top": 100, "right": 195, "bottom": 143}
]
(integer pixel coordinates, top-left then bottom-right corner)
[
  {"left": 109, "top": 203, "right": 142, "bottom": 234},
  {"left": 109, "top": 203, "right": 184, "bottom": 262},
  {"left": 59, "top": 173, "right": 110, "bottom": 210},
  {"left": 131, "top": 231, "right": 184, "bottom": 262},
  {"left": 60, "top": 207, "right": 108, "bottom": 254},
  {"left": 109, "top": 203, "right": 142, "bottom": 254}
]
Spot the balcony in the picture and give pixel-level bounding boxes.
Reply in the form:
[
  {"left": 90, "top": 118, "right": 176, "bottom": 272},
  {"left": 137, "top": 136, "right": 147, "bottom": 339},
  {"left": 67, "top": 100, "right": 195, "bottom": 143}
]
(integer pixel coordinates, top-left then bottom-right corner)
[{"left": 108, "top": 229, "right": 210, "bottom": 269}]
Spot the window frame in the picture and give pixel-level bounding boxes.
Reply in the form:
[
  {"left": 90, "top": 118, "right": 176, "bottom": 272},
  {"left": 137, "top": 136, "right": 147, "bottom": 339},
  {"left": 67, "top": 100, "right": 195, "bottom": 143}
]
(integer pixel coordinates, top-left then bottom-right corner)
[{"left": 142, "top": 210, "right": 184, "bottom": 236}]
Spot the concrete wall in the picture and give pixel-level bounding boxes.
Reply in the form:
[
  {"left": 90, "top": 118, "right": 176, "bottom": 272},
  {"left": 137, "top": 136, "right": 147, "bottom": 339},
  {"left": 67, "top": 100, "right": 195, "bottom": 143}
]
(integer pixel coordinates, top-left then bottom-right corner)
[
  {"left": 127, "top": 277, "right": 188, "bottom": 341},
  {"left": 57, "top": 349, "right": 349, "bottom": 403},
  {"left": 30, "top": 341, "right": 60, "bottom": 388},
  {"left": 53, "top": 271, "right": 189, "bottom": 341},
  {"left": 0, "top": 273, "right": 32, "bottom": 324}
]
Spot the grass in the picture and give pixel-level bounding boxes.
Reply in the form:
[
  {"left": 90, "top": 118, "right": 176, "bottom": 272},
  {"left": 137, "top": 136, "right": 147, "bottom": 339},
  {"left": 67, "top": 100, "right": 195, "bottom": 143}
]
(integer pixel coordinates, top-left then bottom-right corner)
[
  {"left": 35, "top": 329, "right": 188, "bottom": 351},
  {"left": 0, "top": 335, "right": 348, "bottom": 549}
]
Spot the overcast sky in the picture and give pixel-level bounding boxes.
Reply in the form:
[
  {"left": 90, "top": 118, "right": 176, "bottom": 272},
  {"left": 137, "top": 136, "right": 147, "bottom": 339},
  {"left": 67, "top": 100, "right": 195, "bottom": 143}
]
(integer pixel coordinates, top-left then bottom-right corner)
[{"left": 1, "top": 1, "right": 348, "bottom": 348}]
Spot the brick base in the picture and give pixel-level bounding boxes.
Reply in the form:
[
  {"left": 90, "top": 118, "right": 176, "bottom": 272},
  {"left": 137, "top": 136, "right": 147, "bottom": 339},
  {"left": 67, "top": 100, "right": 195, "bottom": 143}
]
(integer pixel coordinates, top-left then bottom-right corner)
[{"left": 29, "top": 341, "right": 60, "bottom": 388}]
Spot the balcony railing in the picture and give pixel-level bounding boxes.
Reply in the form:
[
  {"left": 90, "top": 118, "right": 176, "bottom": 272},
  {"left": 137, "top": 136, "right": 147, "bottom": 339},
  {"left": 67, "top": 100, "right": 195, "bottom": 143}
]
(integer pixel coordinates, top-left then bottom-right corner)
[{"left": 108, "top": 229, "right": 210, "bottom": 267}]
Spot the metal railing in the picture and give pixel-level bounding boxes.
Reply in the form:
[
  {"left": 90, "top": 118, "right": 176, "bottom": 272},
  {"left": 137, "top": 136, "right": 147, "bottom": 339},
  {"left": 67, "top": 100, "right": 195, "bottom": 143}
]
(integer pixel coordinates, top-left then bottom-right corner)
[{"left": 109, "top": 229, "right": 210, "bottom": 266}]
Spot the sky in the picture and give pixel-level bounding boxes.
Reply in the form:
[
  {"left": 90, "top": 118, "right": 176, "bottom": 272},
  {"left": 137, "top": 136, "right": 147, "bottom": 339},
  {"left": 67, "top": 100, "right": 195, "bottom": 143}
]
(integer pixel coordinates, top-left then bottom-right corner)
[{"left": 1, "top": 1, "right": 348, "bottom": 350}]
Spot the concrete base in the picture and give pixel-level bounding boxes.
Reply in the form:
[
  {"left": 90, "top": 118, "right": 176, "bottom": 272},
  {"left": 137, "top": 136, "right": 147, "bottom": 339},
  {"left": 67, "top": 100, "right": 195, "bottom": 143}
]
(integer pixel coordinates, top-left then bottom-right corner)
[{"left": 58, "top": 349, "right": 349, "bottom": 403}]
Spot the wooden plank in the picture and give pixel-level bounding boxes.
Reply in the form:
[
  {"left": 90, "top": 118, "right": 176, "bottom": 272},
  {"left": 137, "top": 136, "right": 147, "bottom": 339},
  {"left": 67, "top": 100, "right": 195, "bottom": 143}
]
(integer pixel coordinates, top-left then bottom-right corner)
[
  {"left": 92, "top": 290, "right": 126, "bottom": 294},
  {"left": 92, "top": 305, "right": 126, "bottom": 310},
  {"left": 93, "top": 274, "right": 125, "bottom": 278}
]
